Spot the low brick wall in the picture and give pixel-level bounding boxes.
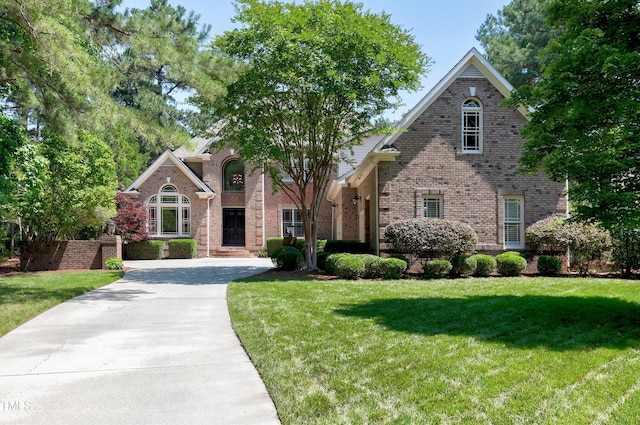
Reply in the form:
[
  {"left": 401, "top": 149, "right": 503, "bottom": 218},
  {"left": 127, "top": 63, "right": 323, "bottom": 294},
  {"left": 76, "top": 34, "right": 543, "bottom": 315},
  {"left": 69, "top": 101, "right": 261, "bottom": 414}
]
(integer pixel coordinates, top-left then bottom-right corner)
[{"left": 20, "top": 236, "right": 122, "bottom": 272}]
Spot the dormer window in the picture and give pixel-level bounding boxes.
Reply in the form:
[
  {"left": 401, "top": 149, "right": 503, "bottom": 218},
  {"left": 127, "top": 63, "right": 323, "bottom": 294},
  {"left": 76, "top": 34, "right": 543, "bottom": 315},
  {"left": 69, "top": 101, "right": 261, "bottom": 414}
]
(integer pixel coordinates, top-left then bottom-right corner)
[{"left": 462, "top": 98, "right": 483, "bottom": 153}]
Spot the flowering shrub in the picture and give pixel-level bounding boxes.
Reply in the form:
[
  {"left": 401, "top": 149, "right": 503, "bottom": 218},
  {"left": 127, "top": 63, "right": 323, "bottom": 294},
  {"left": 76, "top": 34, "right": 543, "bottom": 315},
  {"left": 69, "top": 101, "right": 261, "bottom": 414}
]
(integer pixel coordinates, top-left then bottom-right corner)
[
  {"left": 384, "top": 218, "right": 477, "bottom": 263},
  {"left": 526, "top": 217, "right": 611, "bottom": 275}
]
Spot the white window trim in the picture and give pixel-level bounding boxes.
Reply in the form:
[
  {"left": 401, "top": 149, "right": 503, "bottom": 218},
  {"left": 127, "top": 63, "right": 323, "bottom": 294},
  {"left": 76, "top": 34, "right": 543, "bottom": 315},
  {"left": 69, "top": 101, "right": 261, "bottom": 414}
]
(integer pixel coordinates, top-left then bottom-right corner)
[
  {"left": 147, "top": 185, "right": 191, "bottom": 237},
  {"left": 422, "top": 195, "right": 443, "bottom": 219},
  {"left": 281, "top": 208, "right": 304, "bottom": 237},
  {"left": 462, "top": 98, "right": 483, "bottom": 154},
  {"left": 504, "top": 196, "right": 524, "bottom": 249}
]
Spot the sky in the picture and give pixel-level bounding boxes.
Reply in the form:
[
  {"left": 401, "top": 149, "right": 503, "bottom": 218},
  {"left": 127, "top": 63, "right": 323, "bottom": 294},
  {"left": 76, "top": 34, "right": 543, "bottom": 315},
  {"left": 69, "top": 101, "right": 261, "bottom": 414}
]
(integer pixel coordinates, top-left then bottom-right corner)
[{"left": 120, "top": 0, "right": 511, "bottom": 119}]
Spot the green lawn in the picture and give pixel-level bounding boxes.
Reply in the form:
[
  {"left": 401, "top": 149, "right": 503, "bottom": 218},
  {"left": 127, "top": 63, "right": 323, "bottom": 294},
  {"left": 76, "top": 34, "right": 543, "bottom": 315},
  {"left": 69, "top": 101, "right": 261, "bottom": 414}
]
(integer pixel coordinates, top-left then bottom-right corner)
[
  {"left": 0, "top": 271, "right": 124, "bottom": 337},
  {"left": 228, "top": 276, "right": 640, "bottom": 424}
]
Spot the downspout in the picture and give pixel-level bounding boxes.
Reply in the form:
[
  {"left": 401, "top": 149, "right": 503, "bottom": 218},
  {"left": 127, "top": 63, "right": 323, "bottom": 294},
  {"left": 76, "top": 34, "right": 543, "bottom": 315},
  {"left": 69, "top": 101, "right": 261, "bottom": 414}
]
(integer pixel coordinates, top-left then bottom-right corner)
[
  {"left": 206, "top": 197, "right": 211, "bottom": 257},
  {"left": 262, "top": 167, "right": 266, "bottom": 248},
  {"left": 375, "top": 164, "right": 380, "bottom": 256}
]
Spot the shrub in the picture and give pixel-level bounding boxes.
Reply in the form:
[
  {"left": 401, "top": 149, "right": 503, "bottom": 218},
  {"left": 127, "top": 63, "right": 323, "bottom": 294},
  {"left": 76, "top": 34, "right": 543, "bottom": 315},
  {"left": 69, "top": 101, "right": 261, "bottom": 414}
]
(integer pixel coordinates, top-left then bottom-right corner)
[
  {"left": 114, "top": 193, "right": 148, "bottom": 242},
  {"left": 610, "top": 226, "right": 640, "bottom": 277},
  {"left": 271, "top": 246, "right": 303, "bottom": 271},
  {"left": 379, "top": 257, "right": 407, "bottom": 279},
  {"left": 361, "top": 254, "right": 385, "bottom": 279},
  {"left": 125, "top": 240, "right": 164, "bottom": 260},
  {"left": 496, "top": 252, "right": 527, "bottom": 277},
  {"left": 168, "top": 239, "right": 196, "bottom": 259},
  {"left": 105, "top": 257, "right": 123, "bottom": 270},
  {"left": 526, "top": 217, "right": 611, "bottom": 275},
  {"left": 317, "top": 250, "right": 331, "bottom": 271},
  {"left": 537, "top": 255, "right": 562, "bottom": 276},
  {"left": 470, "top": 254, "right": 496, "bottom": 277},
  {"left": 385, "top": 218, "right": 477, "bottom": 263},
  {"left": 266, "top": 238, "right": 284, "bottom": 256},
  {"left": 423, "top": 259, "right": 452, "bottom": 279},
  {"left": 450, "top": 255, "right": 477, "bottom": 277}
]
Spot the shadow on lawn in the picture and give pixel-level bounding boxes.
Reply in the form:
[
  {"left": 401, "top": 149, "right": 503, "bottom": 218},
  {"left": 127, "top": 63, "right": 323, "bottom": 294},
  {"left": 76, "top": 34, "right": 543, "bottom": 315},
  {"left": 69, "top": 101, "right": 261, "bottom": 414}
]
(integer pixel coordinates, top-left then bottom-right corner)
[{"left": 335, "top": 295, "right": 640, "bottom": 351}]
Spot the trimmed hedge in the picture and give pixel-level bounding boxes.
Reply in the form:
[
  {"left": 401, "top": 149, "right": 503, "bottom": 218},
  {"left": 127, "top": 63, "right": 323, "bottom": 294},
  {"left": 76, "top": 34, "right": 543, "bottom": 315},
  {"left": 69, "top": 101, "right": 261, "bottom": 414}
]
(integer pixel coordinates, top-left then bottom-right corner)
[
  {"left": 450, "top": 255, "right": 477, "bottom": 277},
  {"left": 537, "top": 255, "right": 562, "bottom": 276},
  {"left": 470, "top": 254, "right": 496, "bottom": 277},
  {"left": 125, "top": 240, "right": 164, "bottom": 260},
  {"left": 423, "top": 259, "right": 452, "bottom": 279},
  {"left": 496, "top": 252, "right": 527, "bottom": 277},
  {"left": 168, "top": 239, "right": 196, "bottom": 259},
  {"left": 325, "top": 253, "right": 407, "bottom": 280},
  {"left": 271, "top": 246, "right": 303, "bottom": 271},
  {"left": 266, "top": 238, "right": 284, "bottom": 256}
]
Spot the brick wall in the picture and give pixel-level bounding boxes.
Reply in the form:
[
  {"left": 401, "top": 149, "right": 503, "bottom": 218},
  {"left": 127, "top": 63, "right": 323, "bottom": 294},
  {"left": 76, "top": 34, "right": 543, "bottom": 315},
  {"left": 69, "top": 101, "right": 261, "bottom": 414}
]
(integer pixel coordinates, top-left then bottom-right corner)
[
  {"left": 377, "top": 77, "right": 567, "bottom": 251},
  {"left": 20, "top": 236, "right": 122, "bottom": 272}
]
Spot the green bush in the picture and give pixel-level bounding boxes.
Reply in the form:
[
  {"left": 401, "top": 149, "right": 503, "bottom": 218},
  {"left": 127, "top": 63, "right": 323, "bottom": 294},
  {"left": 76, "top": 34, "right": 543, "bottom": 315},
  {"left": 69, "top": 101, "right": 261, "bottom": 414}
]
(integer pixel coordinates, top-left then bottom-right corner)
[
  {"left": 271, "top": 246, "right": 303, "bottom": 271},
  {"left": 537, "top": 255, "right": 562, "bottom": 276},
  {"left": 168, "top": 239, "right": 196, "bottom": 259},
  {"left": 525, "top": 216, "right": 566, "bottom": 253},
  {"left": 423, "top": 259, "right": 452, "bottom": 279},
  {"left": 105, "top": 257, "right": 123, "bottom": 270},
  {"left": 385, "top": 218, "right": 478, "bottom": 262},
  {"left": 450, "top": 255, "right": 477, "bottom": 277},
  {"left": 379, "top": 257, "right": 407, "bottom": 279},
  {"left": 470, "top": 254, "right": 496, "bottom": 277},
  {"left": 361, "top": 254, "right": 384, "bottom": 279},
  {"left": 610, "top": 226, "right": 640, "bottom": 277},
  {"left": 496, "top": 252, "right": 527, "bottom": 277},
  {"left": 333, "top": 254, "right": 365, "bottom": 279},
  {"left": 324, "top": 240, "right": 371, "bottom": 254},
  {"left": 125, "top": 240, "right": 164, "bottom": 260},
  {"left": 266, "top": 238, "right": 284, "bottom": 256}
]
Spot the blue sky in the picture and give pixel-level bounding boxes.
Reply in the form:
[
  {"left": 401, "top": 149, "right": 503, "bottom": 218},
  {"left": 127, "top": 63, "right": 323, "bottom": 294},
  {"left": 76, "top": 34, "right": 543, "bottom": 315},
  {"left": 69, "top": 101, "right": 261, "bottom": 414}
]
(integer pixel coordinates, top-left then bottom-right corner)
[{"left": 121, "top": 0, "right": 510, "bottom": 119}]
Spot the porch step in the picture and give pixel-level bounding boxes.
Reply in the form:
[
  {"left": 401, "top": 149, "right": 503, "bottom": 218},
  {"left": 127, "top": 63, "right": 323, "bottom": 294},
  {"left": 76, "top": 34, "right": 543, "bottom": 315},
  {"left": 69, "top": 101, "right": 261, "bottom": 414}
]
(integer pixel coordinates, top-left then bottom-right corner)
[{"left": 210, "top": 248, "right": 256, "bottom": 258}]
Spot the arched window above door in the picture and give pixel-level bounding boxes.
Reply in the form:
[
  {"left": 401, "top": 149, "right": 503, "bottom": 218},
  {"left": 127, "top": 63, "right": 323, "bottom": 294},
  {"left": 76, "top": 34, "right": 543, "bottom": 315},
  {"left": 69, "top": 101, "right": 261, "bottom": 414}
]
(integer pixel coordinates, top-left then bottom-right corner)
[{"left": 223, "top": 159, "right": 245, "bottom": 193}]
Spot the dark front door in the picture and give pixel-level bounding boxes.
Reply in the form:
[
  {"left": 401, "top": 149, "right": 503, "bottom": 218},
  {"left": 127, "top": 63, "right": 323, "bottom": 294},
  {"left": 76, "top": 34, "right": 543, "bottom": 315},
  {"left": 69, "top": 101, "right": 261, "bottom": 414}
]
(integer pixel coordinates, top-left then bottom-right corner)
[{"left": 222, "top": 208, "right": 245, "bottom": 246}]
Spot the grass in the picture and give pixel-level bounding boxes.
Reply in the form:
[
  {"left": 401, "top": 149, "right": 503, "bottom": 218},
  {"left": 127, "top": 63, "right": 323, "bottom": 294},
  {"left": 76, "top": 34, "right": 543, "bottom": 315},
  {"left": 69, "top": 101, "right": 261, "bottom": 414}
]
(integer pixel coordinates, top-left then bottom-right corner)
[
  {"left": 228, "top": 276, "right": 640, "bottom": 424},
  {"left": 0, "top": 271, "right": 124, "bottom": 337}
]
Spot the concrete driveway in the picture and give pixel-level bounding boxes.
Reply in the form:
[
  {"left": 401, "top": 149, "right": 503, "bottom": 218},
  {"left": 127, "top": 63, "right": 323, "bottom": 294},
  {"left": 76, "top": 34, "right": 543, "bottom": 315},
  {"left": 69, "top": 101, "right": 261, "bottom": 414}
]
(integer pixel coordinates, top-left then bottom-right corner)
[{"left": 0, "top": 258, "right": 280, "bottom": 425}]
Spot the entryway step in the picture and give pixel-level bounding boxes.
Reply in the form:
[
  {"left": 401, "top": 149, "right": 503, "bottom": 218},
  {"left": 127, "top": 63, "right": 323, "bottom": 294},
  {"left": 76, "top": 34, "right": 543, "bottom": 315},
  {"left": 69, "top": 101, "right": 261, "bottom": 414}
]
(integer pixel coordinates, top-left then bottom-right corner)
[{"left": 210, "top": 249, "right": 256, "bottom": 258}]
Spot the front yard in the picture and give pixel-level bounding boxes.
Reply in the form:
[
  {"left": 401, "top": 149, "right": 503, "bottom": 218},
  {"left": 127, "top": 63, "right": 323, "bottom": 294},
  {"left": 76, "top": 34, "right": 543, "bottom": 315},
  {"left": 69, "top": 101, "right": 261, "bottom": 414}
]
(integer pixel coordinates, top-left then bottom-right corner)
[{"left": 228, "top": 276, "right": 640, "bottom": 424}]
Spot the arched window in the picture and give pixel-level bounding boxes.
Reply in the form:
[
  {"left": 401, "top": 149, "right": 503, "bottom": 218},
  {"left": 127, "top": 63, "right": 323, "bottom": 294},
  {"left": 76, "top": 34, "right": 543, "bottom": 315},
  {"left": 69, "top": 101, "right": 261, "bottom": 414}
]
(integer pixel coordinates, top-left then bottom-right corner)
[
  {"left": 223, "top": 159, "right": 245, "bottom": 192},
  {"left": 462, "top": 98, "right": 483, "bottom": 153},
  {"left": 148, "top": 185, "right": 191, "bottom": 236}
]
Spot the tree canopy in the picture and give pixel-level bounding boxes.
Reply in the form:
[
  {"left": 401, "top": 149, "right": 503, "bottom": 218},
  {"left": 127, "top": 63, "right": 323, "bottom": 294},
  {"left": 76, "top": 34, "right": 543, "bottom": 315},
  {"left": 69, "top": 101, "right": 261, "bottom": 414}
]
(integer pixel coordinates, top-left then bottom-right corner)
[
  {"left": 476, "top": 0, "right": 559, "bottom": 88},
  {"left": 211, "top": 0, "right": 429, "bottom": 269},
  {"left": 512, "top": 0, "right": 640, "bottom": 229}
]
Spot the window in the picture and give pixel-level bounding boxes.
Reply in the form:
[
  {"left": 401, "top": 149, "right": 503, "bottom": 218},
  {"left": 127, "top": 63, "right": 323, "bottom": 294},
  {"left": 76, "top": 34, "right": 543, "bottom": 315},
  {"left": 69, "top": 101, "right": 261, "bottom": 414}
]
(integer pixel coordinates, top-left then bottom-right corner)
[
  {"left": 282, "top": 208, "right": 304, "bottom": 237},
  {"left": 223, "top": 159, "right": 245, "bottom": 192},
  {"left": 147, "top": 185, "right": 191, "bottom": 237},
  {"left": 422, "top": 196, "right": 443, "bottom": 219},
  {"left": 504, "top": 197, "right": 524, "bottom": 249},
  {"left": 462, "top": 98, "right": 482, "bottom": 153}
]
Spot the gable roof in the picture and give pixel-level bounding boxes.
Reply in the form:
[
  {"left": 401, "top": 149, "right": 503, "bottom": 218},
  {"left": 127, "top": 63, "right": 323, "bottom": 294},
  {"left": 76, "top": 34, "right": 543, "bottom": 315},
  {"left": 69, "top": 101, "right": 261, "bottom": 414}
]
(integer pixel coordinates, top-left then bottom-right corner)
[
  {"left": 372, "top": 47, "right": 525, "bottom": 152},
  {"left": 123, "top": 150, "right": 214, "bottom": 197}
]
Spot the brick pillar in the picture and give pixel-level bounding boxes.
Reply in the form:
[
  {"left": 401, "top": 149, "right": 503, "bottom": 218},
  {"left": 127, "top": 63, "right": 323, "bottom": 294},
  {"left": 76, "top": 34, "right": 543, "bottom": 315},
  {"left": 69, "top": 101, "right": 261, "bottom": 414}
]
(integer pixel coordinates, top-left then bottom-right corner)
[{"left": 101, "top": 235, "right": 122, "bottom": 269}]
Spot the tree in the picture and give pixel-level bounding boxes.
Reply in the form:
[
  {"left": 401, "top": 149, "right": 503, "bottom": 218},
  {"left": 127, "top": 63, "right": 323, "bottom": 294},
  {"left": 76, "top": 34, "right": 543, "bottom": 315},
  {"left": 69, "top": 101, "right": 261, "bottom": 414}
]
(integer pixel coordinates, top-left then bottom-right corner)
[
  {"left": 512, "top": 0, "right": 640, "bottom": 230},
  {"left": 114, "top": 193, "right": 148, "bottom": 242},
  {"left": 476, "top": 0, "right": 559, "bottom": 88},
  {"left": 9, "top": 131, "right": 118, "bottom": 240},
  {"left": 211, "top": 0, "right": 429, "bottom": 270}
]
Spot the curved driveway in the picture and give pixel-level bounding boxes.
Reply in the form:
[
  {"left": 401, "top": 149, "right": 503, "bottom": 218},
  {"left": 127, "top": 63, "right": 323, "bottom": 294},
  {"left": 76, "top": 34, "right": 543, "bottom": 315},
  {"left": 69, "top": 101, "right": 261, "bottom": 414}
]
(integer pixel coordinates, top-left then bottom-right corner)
[{"left": 0, "top": 258, "right": 280, "bottom": 425}]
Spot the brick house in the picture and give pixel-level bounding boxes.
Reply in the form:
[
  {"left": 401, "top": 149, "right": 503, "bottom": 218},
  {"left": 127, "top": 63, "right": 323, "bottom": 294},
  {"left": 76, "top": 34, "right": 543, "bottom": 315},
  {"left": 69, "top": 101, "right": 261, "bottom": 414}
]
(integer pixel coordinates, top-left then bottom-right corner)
[
  {"left": 121, "top": 136, "right": 333, "bottom": 257},
  {"left": 327, "top": 48, "right": 567, "bottom": 254},
  {"left": 124, "top": 48, "right": 566, "bottom": 258}
]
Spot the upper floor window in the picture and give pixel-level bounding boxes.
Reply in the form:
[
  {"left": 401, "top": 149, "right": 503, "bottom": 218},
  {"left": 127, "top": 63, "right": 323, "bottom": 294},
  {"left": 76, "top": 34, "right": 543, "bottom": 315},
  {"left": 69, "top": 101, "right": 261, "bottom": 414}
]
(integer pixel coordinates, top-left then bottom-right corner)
[
  {"left": 223, "top": 159, "right": 245, "bottom": 192},
  {"left": 148, "top": 185, "right": 190, "bottom": 237},
  {"left": 422, "top": 196, "right": 443, "bottom": 219},
  {"left": 462, "top": 98, "right": 483, "bottom": 153}
]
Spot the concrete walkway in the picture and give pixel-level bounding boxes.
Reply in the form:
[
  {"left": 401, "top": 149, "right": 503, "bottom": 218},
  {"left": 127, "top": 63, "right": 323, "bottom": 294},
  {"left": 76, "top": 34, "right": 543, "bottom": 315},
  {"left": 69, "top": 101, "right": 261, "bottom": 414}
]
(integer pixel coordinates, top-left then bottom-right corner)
[{"left": 0, "top": 258, "right": 280, "bottom": 425}]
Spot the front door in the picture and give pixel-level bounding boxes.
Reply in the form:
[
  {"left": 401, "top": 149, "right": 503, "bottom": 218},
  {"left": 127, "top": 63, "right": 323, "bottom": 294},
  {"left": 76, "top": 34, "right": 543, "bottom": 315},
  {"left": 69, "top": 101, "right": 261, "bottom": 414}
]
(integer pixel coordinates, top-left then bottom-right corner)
[{"left": 222, "top": 208, "right": 245, "bottom": 246}]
